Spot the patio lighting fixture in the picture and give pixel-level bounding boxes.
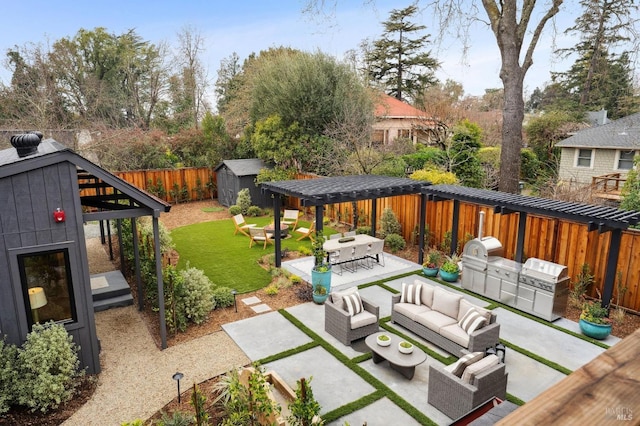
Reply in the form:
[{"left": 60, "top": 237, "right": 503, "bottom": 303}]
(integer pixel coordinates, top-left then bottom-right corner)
[
  {"left": 231, "top": 289, "right": 237, "bottom": 312},
  {"left": 172, "top": 372, "right": 184, "bottom": 403},
  {"left": 496, "top": 343, "right": 506, "bottom": 363}
]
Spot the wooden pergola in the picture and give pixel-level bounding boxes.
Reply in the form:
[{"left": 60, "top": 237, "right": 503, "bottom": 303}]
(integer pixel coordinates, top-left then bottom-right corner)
[{"left": 261, "top": 175, "right": 430, "bottom": 267}]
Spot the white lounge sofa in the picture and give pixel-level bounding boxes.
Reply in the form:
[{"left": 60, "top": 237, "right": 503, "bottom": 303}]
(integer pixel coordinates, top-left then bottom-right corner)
[{"left": 391, "top": 280, "right": 500, "bottom": 357}]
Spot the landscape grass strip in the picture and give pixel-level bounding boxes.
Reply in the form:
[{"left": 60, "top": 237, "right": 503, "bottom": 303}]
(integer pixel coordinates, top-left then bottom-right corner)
[
  {"left": 506, "top": 393, "right": 525, "bottom": 406},
  {"left": 379, "top": 318, "right": 457, "bottom": 365},
  {"left": 499, "top": 339, "right": 573, "bottom": 375},
  {"left": 358, "top": 270, "right": 422, "bottom": 292},
  {"left": 279, "top": 309, "right": 436, "bottom": 425},
  {"left": 351, "top": 352, "right": 372, "bottom": 364},
  {"left": 256, "top": 341, "right": 319, "bottom": 365},
  {"left": 320, "top": 390, "right": 385, "bottom": 423}
]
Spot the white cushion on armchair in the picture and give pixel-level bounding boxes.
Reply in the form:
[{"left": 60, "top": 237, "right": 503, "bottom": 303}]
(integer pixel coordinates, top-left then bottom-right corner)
[{"left": 350, "top": 311, "right": 377, "bottom": 329}]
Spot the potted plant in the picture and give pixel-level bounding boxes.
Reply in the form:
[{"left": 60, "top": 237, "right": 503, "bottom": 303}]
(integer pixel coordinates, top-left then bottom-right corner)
[
  {"left": 311, "top": 230, "right": 331, "bottom": 303},
  {"left": 376, "top": 334, "right": 391, "bottom": 347},
  {"left": 579, "top": 300, "right": 612, "bottom": 339},
  {"left": 312, "top": 284, "right": 328, "bottom": 304},
  {"left": 398, "top": 341, "right": 414, "bottom": 354},
  {"left": 422, "top": 250, "right": 442, "bottom": 277},
  {"left": 439, "top": 254, "right": 461, "bottom": 282}
]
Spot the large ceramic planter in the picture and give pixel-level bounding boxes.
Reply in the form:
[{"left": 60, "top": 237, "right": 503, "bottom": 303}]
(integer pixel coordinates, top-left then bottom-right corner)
[
  {"left": 579, "top": 318, "right": 612, "bottom": 340},
  {"left": 311, "top": 267, "right": 331, "bottom": 304},
  {"left": 439, "top": 269, "right": 460, "bottom": 282},
  {"left": 423, "top": 267, "right": 439, "bottom": 277}
]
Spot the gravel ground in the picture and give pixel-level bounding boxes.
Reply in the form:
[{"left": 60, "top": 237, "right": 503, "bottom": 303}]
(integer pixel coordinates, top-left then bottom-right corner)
[{"left": 62, "top": 221, "right": 250, "bottom": 425}]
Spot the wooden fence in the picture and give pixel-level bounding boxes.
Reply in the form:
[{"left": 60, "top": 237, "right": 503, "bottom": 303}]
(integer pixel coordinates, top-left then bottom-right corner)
[
  {"left": 107, "top": 167, "right": 217, "bottom": 203},
  {"left": 289, "top": 173, "right": 640, "bottom": 313}
]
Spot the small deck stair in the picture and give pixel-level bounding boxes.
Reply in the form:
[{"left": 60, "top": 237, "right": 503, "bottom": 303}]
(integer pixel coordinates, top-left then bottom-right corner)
[{"left": 91, "top": 271, "right": 134, "bottom": 312}]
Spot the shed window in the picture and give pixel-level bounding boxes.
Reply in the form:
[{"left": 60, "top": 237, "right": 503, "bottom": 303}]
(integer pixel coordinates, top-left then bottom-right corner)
[
  {"left": 18, "top": 249, "right": 77, "bottom": 328},
  {"left": 576, "top": 149, "right": 593, "bottom": 167},
  {"left": 617, "top": 150, "right": 636, "bottom": 170}
]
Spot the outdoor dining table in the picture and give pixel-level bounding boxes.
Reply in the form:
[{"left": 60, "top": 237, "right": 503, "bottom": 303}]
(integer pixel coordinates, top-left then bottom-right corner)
[{"left": 323, "top": 234, "right": 383, "bottom": 265}]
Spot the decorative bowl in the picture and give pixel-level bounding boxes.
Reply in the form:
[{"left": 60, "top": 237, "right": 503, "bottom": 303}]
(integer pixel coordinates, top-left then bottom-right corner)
[
  {"left": 376, "top": 334, "right": 391, "bottom": 347},
  {"left": 398, "top": 341, "right": 414, "bottom": 354}
]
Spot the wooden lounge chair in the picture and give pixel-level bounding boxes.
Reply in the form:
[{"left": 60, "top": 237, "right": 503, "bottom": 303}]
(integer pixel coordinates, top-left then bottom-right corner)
[
  {"left": 249, "top": 227, "right": 274, "bottom": 249},
  {"left": 281, "top": 209, "right": 299, "bottom": 230},
  {"left": 294, "top": 221, "right": 315, "bottom": 241},
  {"left": 233, "top": 214, "right": 257, "bottom": 236}
]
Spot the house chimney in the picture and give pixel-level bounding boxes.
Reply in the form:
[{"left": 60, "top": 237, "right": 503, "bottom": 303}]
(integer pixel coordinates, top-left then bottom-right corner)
[{"left": 10, "top": 131, "right": 43, "bottom": 158}]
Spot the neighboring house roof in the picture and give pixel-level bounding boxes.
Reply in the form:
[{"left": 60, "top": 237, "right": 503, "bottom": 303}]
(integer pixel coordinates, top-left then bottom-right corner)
[
  {"left": 374, "top": 94, "right": 429, "bottom": 119},
  {"left": 214, "top": 158, "right": 268, "bottom": 176},
  {"left": 556, "top": 112, "right": 640, "bottom": 149}
]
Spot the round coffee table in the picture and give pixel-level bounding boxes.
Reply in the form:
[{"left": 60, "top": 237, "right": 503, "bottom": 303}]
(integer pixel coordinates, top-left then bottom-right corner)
[
  {"left": 365, "top": 332, "right": 426, "bottom": 379},
  {"left": 264, "top": 223, "right": 289, "bottom": 238}
]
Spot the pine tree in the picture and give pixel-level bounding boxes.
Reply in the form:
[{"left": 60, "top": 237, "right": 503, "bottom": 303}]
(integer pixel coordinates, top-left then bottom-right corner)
[{"left": 365, "top": 5, "right": 439, "bottom": 102}]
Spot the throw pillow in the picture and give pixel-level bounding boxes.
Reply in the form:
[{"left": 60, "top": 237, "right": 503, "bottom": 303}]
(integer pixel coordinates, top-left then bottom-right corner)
[
  {"left": 344, "top": 292, "right": 364, "bottom": 316},
  {"left": 461, "top": 354, "right": 500, "bottom": 384},
  {"left": 443, "top": 352, "right": 484, "bottom": 378},
  {"left": 331, "top": 286, "right": 357, "bottom": 305},
  {"left": 400, "top": 282, "right": 422, "bottom": 306},
  {"left": 458, "top": 308, "right": 487, "bottom": 334}
]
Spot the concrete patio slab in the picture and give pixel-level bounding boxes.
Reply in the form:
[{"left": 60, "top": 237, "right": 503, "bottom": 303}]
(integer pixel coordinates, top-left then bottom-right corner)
[
  {"left": 328, "top": 396, "right": 422, "bottom": 426},
  {"left": 495, "top": 307, "right": 608, "bottom": 371},
  {"left": 358, "top": 285, "right": 396, "bottom": 318},
  {"left": 265, "top": 346, "right": 376, "bottom": 415},
  {"left": 282, "top": 254, "right": 420, "bottom": 291},
  {"left": 241, "top": 296, "right": 261, "bottom": 305},
  {"left": 250, "top": 303, "right": 271, "bottom": 313},
  {"left": 222, "top": 311, "right": 312, "bottom": 361},
  {"left": 503, "top": 349, "right": 567, "bottom": 402}
]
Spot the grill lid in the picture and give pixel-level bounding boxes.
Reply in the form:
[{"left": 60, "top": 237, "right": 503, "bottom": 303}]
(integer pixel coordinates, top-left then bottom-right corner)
[{"left": 520, "top": 258, "right": 568, "bottom": 282}]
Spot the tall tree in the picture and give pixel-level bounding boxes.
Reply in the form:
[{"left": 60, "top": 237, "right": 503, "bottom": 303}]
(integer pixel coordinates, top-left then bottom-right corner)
[
  {"left": 306, "top": 1, "right": 563, "bottom": 193},
  {"left": 364, "top": 4, "right": 440, "bottom": 102},
  {"left": 550, "top": 0, "right": 639, "bottom": 119}
]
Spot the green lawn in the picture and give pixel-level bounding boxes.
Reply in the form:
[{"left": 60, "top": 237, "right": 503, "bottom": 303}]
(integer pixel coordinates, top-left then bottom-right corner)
[{"left": 171, "top": 217, "right": 333, "bottom": 293}]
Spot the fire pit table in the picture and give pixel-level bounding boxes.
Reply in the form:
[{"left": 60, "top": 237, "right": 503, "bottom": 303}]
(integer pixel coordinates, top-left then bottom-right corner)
[{"left": 264, "top": 223, "right": 289, "bottom": 239}]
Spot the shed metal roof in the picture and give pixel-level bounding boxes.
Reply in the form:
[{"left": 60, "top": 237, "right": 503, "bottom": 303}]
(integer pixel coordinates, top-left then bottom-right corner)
[
  {"left": 261, "top": 175, "right": 429, "bottom": 206},
  {"left": 423, "top": 184, "right": 640, "bottom": 230},
  {"left": 214, "top": 158, "right": 268, "bottom": 176},
  {"left": 556, "top": 112, "right": 640, "bottom": 149}
]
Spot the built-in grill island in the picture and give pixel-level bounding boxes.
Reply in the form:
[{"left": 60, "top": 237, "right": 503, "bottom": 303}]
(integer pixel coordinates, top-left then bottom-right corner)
[
  {"left": 518, "top": 258, "right": 569, "bottom": 321},
  {"left": 462, "top": 239, "right": 569, "bottom": 321}
]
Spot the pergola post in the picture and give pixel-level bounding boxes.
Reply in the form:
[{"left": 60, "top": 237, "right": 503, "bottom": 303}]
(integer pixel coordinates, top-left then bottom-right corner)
[
  {"left": 450, "top": 200, "right": 460, "bottom": 256},
  {"left": 418, "top": 193, "right": 427, "bottom": 265},
  {"left": 602, "top": 228, "right": 622, "bottom": 310},
  {"left": 371, "top": 197, "right": 378, "bottom": 237},
  {"left": 153, "top": 216, "right": 167, "bottom": 349},
  {"left": 131, "top": 217, "right": 143, "bottom": 311},
  {"left": 274, "top": 195, "right": 282, "bottom": 268},
  {"left": 515, "top": 212, "right": 527, "bottom": 263}
]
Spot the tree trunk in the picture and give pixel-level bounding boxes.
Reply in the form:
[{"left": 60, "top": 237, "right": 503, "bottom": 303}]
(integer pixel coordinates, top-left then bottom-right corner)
[{"left": 499, "top": 71, "right": 525, "bottom": 194}]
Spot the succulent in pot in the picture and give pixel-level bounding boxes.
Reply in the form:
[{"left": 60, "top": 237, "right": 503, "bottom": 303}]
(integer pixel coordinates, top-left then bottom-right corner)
[
  {"left": 440, "top": 254, "right": 461, "bottom": 274},
  {"left": 398, "top": 341, "right": 414, "bottom": 354},
  {"left": 376, "top": 334, "right": 391, "bottom": 346}
]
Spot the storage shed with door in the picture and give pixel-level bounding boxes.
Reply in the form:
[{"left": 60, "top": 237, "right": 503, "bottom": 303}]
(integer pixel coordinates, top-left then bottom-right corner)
[
  {"left": 215, "top": 159, "right": 271, "bottom": 208},
  {"left": 0, "top": 133, "right": 170, "bottom": 375}
]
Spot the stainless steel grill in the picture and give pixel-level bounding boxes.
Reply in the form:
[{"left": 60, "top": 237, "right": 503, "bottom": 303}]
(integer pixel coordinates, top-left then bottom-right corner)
[
  {"left": 461, "top": 237, "right": 505, "bottom": 296},
  {"left": 518, "top": 258, "right": 569, "bottom": 321}
]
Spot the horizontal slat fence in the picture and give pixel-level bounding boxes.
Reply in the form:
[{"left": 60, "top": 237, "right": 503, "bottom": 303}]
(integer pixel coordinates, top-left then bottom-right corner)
[{"left": 291, "top": 173, "right": 640, "bottom": 313}]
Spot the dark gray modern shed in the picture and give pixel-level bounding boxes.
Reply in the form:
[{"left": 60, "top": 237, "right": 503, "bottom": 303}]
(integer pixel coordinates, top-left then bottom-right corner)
[
  {"left": 215, "top": 159, "right": 271, "bottom": 208},
  {"left": 0, "top": 134, "right": 171, "bottom": 374}
]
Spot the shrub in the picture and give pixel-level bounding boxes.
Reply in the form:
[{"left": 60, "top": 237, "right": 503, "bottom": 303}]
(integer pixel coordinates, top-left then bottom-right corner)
[
  {"left": 212, "top": 286, "right": 235, "bottom": 308},
  {"left": 290, "top": 275, "right": 302, "bottom": 284},
  {"left": 0, "top": 338, "right": 19, "bottom": 414},
  {"left": 297, "top": 246, "right": 312, "bottom": 256},
  {"left": 384, "top": 233, "right": 406, "bottom": 253},
  {"left": 378, "top": 207, "right": 401, "bottom": 239},
  {"left": 356, "top": 226, "right": 371, "bottom": 235},
  {"left": 265, "top": 283, "right": 279, "bottom": 295},
  {"left": 157, "top": 411, "right": 194, "bottom": 426},
  {"left": 16, "top": 322, "right": 82, "bottom": 413},
  {"left": 164, "top": 265, "right": 188, "bottom": 333},
  {"left": 247, "top": 205, "right": 262, "bottom": 217},
  {"left": 180, "top": 265, "right": 215, "bottom": 324},
  {"left": 229, "top": 205, "right": 242, "bottom": 215},
  {"left": 287, "top": 377, "right": 322, "bottom": 426},
  {"left": 236, "top": 188, "right": 252, "bottom": 214},
  {"left": 410, "top": 166, "right": 458, "bottom": 185}
]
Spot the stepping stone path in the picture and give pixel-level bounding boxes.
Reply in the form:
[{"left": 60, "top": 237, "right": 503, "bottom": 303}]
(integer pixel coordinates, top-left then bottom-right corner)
[{"left": 241, "top": 296, "right": 272, "bottom": 313}]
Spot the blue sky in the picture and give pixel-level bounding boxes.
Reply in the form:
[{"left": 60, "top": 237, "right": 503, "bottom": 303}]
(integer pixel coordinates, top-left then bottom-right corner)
[{"left": 0, "top": 0, "right": 584, "bottom": 101}]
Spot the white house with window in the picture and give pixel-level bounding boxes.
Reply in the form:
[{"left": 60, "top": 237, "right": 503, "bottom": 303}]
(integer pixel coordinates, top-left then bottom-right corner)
[{"left": 555, "top": 112, "right": 640, "bottom": 186}]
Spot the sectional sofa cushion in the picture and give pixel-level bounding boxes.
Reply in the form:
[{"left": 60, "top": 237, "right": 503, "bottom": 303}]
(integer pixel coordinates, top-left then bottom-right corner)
[
  {"left": 461, "top": 354, "right": 500, "bottom": 384},
  {"left": 350, "top": 310, "right": 378, "bottom": 329},
  {"left": 418, "top": 280, "right": 436, "bottom": 307},
  {"left": 439, "top": 323, "right": 471, "bottom": 348},
  {"left": 444, "top": 351, "right": 484, "bottom": 377},
  {"left": 416, "top": 310, "right": 457, "bottom": 333},
  {"left": 432, "top": 287, "right": 462, "bottom": 319},
  {"left": 400, "top": 282, "right": 422, "bottom": 305},
  {"left": 393, "top": 302, "right": 430, "bottom": 321}
]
